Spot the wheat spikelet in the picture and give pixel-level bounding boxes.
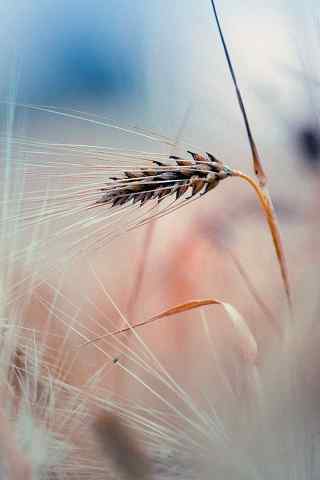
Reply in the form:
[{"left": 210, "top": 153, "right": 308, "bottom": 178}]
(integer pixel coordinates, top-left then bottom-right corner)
[
  {"left": 95, "top": 151, "right": 233, "bottom": 208},
  {"left": 1, "top": 140, "right": 235, "bottom": 280}
]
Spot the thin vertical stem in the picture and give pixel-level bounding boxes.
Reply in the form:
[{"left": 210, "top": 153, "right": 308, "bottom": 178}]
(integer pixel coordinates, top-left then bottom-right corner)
[{"left": 209, "top": 1, "right": 292, "bottom": 311}]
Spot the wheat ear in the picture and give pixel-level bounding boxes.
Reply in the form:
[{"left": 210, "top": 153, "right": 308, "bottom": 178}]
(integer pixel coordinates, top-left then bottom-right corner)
[
  {"left": 93, "top": 151, "right": 233, "bottom": 208},
  {"left": 93, "top": 148, "right": 291, "bottom": 306}
]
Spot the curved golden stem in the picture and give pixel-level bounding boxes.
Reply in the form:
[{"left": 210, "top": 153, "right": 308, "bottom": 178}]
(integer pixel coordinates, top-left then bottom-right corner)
[{"left": 231, "top": 170, "right": 292, "bottom": 312}]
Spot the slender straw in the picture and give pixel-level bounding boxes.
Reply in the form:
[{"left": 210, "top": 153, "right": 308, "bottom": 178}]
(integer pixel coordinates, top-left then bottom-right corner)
[
  {"left": 209, "top": 0, "right": 266, "bottom": 185},
  {"left": 210, "top": 1, "right": 292, "bottom": 312},
  {"left": 232, "top": 170, "right": 292, "bottom": 309}
]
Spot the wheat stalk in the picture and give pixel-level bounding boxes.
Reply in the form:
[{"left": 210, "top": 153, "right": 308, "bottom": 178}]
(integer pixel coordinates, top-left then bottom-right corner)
[
  {"left": 92, "top": 149, "right": 290, "bottom": 307},
  {"left": 1, "top": 135, "right": 289, "bottom": 308}
]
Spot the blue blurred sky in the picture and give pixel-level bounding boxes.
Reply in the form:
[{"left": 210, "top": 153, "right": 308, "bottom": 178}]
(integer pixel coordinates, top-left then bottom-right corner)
[
  {"left": 0, "top": 0, "right": 319, "bottom": 162},
  {"left": 0, "top": 0, "right": 146, "bottom": 107}
]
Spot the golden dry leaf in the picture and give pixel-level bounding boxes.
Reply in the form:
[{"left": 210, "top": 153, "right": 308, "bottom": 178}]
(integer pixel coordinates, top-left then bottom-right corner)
[
  {"left": 151, "top": 298, "right": 258, "bottom": 364},
  {"left": 83, "top": 298, "right": 258, "bottom": 365}
]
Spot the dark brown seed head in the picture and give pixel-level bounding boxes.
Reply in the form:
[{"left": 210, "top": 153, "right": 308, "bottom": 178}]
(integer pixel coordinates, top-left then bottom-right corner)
[{"left": 96, "top": 151, "right": 233, "bottom": 207}]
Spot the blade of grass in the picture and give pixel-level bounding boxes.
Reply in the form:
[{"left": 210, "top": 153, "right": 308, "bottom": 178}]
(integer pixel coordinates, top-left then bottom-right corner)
[
  {"left": 209, "top": 0, "right": 266, "bottom": 184},
  {"left": 210, "top": 1, "right": 292, "bottom": 311},
  {"left": 151, "top": 299, "right": 258, "bottom": 363},
  {"left": 83, "top": 298, "right": 258, "bottom": 364}
]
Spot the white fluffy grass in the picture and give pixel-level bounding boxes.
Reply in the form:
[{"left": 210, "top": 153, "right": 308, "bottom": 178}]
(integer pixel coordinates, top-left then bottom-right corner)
[{"left": 3, "top": 263, "right": 320, "bottom": 479}]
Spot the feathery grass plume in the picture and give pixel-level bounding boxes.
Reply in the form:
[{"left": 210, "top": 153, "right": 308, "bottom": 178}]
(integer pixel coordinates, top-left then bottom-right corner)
[
  {"left": 1, "top": 275, "right": 174, "bottom": 479},
  {"left": 0, "top": 319, "right": 69, "bottom": 478},
  {"left": 44, "top": 259, "right": 320, "bottom": 479},
  {"left": 0, "top": 130, "right": 237, "bottom": 291}
]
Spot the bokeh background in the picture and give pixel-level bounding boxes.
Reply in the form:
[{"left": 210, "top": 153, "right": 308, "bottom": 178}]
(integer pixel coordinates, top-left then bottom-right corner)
[
  {"left": 2, "top": 2, "right": 320, "bottom": 477},
  {"left": 1, "top": 0, "right": 319, "bottom": 145}
]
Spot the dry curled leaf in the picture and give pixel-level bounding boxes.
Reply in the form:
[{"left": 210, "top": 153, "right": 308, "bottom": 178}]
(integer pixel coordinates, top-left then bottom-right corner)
[
  {"left": 151, "top": 298, "right": 258, "bottom": 364},
  {"left": 84, "top": 298, "right": 257, "bottom": 364}
]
